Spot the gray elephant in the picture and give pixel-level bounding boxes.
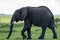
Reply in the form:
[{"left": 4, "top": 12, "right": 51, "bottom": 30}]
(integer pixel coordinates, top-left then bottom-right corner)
[{"left": 7, "top": 6, "right": 57, "bottom": 39}]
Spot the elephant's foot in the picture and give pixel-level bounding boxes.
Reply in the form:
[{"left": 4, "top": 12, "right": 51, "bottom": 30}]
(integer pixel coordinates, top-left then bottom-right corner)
[
  {"left": 38, "top": 37, "right": 44, "bottom": 39},
  {"left": 27, "top": 37, "right": 32, "bottom": 39},
  {"left": 53, "top": 36, "right": 57, "bottom": 39},
  {"left": 53, "top": 34, "right": 57, "bottom": 39},
  {"left": 23, "top": 35, "right": 26, "bottom": 39}
]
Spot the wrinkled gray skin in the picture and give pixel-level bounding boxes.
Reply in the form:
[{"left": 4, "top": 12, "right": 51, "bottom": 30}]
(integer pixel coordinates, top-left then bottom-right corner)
[{"left": 7, "top": 6, "right": 57, "bottom": 39}]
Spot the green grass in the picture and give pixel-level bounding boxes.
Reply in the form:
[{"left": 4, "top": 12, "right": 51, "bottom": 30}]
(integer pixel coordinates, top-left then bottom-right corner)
[{"left": 0, "top": 15, "right": 60, "bottom": 40}]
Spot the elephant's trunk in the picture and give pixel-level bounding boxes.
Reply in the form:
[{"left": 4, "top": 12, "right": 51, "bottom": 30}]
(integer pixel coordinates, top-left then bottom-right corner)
[{"left": 7, "top": 17, "right": 14, "bottom": 39}]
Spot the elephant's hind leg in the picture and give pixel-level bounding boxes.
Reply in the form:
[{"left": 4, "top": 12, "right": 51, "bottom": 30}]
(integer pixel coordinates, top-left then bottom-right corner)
[
  {"left": 48, "top": 20, "right": 57, "bottom": 39},
  {"left": 48, "top": 26, "right": 57, "bottom": 39},
  {"left": 38, "top": 27, "right": 47, "bottom": 39}
]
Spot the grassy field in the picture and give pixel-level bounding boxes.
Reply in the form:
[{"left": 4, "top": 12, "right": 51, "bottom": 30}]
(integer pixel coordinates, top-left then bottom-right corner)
[{"left": 0, "top": 15, "right": 60, "bottom": 40}]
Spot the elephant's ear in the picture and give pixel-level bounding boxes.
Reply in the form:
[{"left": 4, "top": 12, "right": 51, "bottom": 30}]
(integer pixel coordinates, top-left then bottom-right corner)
[{"left": 21, "top": 7, "right": 28, "bottom": 20}]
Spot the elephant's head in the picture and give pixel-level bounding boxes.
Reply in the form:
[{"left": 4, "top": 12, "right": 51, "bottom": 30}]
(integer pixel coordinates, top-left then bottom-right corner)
[{"left": 7, "top": 7, "right": 28, "bottom": 39}]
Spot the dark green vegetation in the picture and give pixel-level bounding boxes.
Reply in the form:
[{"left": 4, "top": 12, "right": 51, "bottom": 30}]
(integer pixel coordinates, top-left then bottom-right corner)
[{"left": 0, "top": 15, "right": 60, "bottom": 40}]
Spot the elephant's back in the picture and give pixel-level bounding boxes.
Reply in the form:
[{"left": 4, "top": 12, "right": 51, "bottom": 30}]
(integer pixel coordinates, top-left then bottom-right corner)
[
  {"left": 28, "top": 6, "right": 52, "bottom": 19},
  {"left": 28, "top": 6, "right": 52, "bottom": 15}
]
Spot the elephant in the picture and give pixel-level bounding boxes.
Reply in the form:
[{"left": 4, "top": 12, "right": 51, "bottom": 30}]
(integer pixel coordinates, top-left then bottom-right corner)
[{"left": 7, "top": 6, "right": 57, "bottom": 39}]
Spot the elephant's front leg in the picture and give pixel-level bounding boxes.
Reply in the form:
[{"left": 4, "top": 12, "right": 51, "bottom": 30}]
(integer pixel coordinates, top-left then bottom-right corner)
[
  {"left": 21, "top": 18, "right": 32, "bottom": 39},
  {"left": 21, "top": 27, "right": 27, "bottom": 39},
  {"left": 27, "top": 28, "right": 32, "bottom": 39}
]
